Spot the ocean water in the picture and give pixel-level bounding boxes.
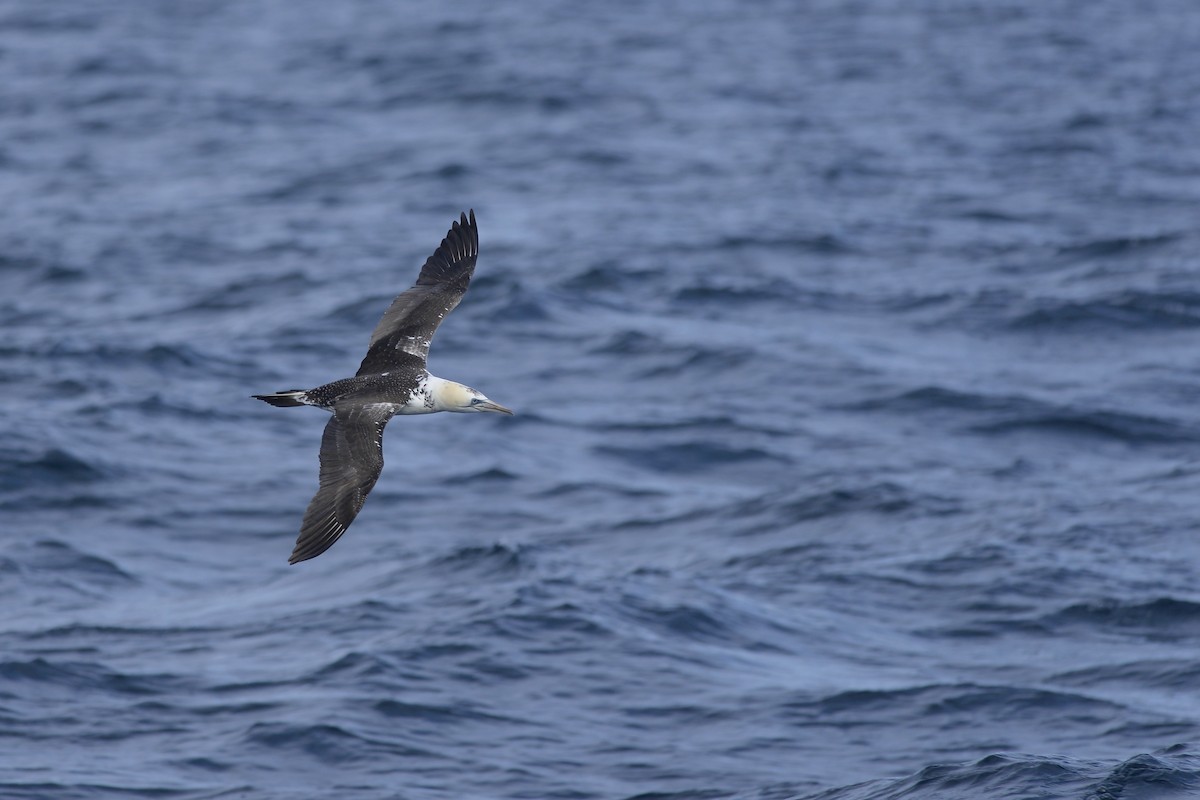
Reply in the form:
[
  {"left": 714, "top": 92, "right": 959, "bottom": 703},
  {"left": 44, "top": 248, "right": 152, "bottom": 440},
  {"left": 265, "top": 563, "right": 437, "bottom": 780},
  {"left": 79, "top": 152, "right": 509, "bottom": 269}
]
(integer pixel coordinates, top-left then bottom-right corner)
[{"left": 3, "top": 1, "right": 1200, "bottom": 798}]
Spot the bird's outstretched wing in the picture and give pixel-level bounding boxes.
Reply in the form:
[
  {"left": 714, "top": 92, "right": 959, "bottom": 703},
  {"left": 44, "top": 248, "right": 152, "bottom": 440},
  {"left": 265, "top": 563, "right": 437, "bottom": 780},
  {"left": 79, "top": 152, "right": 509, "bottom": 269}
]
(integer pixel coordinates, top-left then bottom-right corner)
[
  {"left": 356, "top": 210, "right": 478, "bottom": 375},
  {"left": 289, "top": 404, "right": 394, "bottom": 564}
]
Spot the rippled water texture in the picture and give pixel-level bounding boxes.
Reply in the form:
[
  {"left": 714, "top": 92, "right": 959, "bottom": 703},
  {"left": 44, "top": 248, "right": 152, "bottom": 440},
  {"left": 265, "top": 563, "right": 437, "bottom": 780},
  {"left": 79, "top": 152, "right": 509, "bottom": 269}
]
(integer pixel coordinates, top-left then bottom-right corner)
[{"left": 3, "top": 2, "right": 1200, "bottom": 798}]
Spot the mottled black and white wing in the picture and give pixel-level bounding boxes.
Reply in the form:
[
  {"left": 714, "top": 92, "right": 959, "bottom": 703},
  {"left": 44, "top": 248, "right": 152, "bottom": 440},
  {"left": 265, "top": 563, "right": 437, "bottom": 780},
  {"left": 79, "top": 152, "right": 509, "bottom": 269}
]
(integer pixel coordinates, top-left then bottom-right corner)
[
  {"left": 289, "top": 405, "right": 394, "bottom": 564},
  {"left": 356, "top": 210, "right": 478, "bottom": 375}
]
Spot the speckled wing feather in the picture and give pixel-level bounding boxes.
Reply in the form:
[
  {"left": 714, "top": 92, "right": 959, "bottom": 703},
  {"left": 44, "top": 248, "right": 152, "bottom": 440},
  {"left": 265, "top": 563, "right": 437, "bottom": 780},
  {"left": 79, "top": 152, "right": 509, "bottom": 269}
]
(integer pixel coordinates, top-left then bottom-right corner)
[
  {"left": 356, "top": 210, "right": 478, "bottom": 375},
  {"left": 289, "top": 404, "right": 394, "bottom": 564}
]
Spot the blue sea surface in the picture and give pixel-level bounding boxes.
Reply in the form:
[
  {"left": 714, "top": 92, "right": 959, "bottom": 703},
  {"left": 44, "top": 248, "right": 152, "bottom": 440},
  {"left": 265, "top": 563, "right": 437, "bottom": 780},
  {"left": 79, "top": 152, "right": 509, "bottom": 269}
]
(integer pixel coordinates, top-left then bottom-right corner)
[{"left": 3, "top": 1, "right": 1200, "bottom": 798}]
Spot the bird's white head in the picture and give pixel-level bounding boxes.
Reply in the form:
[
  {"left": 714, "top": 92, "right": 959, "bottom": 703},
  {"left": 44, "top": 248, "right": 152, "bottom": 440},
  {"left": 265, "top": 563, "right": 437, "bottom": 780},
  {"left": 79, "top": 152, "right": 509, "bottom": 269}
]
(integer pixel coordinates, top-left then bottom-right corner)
[{"left": 431, "top": 377, "right": 514, "bottom": 415}]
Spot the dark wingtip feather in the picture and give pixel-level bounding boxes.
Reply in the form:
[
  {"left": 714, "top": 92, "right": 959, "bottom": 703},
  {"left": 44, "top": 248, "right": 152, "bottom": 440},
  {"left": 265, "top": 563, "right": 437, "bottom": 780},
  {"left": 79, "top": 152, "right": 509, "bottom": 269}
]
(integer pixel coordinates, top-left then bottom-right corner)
[
  {"left": 414, "top": 210, "right": 479, "bottom": 286},
  {"left": 288, "top": 522, "right": 344, "bottom": 564},
  {"left": 448, "top": 210, "right": 476, "bottom": 262}
]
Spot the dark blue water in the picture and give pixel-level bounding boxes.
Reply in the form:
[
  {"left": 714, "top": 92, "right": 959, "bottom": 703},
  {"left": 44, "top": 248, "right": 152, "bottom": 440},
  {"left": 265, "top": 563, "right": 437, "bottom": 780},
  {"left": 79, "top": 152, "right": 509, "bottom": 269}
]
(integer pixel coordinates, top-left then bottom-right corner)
[{"left": 3, "top": 1, "right": 1200, "bottom": 798}]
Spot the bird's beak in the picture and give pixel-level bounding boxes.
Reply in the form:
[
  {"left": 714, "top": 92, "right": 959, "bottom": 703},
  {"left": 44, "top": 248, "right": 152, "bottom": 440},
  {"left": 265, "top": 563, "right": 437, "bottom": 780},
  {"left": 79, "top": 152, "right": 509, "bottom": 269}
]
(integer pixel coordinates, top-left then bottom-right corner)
[{"left": 477, "top": 400, "right": 514, "bottom": 415}]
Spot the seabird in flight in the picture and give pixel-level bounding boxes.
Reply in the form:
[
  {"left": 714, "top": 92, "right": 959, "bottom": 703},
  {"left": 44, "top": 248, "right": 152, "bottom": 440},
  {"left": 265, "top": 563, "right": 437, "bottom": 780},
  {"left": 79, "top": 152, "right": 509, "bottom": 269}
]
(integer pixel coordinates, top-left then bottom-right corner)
[{"left": 253, "top": 210, "right": 512, "bottom": 564}]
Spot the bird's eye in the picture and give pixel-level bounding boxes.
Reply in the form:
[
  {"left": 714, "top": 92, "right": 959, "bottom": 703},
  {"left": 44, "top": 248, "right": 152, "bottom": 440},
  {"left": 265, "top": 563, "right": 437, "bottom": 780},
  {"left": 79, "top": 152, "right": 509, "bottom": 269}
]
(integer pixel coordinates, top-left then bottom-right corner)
[{"left": 470, "top": 398, "right": 482, "bottom": 405}]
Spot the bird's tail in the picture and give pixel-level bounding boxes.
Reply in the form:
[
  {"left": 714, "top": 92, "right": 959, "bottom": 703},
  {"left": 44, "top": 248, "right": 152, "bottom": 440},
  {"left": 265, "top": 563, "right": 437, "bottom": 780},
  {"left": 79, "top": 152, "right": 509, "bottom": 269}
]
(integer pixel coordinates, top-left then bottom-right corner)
[{"left": 252, "top": 389, "right": 310, "bottom": 408}]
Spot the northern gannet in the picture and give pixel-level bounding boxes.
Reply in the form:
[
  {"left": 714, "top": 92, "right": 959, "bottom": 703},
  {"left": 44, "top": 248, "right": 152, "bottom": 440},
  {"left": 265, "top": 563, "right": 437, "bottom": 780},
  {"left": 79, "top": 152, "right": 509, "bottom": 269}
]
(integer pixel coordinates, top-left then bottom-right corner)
[{"left": 254, "top": 211, "right": 512, "bottom": 564}]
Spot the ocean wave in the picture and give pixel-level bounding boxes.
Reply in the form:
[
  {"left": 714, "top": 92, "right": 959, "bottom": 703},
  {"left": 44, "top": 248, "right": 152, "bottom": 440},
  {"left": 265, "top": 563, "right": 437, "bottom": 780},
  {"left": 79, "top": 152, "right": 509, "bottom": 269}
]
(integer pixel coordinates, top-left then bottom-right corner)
[
  {"left": 83, "top": 393, "right": 232, "bottom": 421},
  {"left": 614, "top": 480, "right": 953, "bottom": 540},
  {"left": 672, "top": 282, "right": 824, "bottom": 308},
  {"left": 33, "top": 340, "right": 250, "bottom": 381},
  {"left": 323, "top": 292, "right": 395, "bottom": 328},
  {"left": 589, "top": 329, "right": 695, "bottom": 357},
  {"left": 593, "top": 414, "right": 781, "bottom": 435},
  {"left": 0, "top": 783, "right": 202, "bottom": 800},
  {"left": 0, "top": 446, "right": 107, "bottom": 491},
  {"left": 426, "top": 542, "right": 530, "bottom": 579},
  {"left": 849, "top": 385, "right": 1198, "bottom": 444},
  {"left": 707, "top": 232, "right": 852, "bottom": 255},
  {"left": 5, "top": 540, "right": 134, "bottom": 586},
  {"left": 250, "top": 146, "right": 412, "bottom": 202},
  {"left": 446, "top": 466, "right": 521, "bottom": 483},
  {"left": 560, "top": 262, "right": 662, "bottom": 294},
  {"left": 1053, "top": 232, "right": 1183, "bottom": 262},
  {"left": 934, "top": 287, "right": 1200, "bottom": 332},
  {"left": 615, "top": 590, "right": 793, "bottom": 653},
  {"left": 785, "top": 682, "right": 1122, "bottom": 723},
  {"left": 182, "top": 271, "right": 315, "bottom": 313},
  {"left": 1008, "top": 290, "right": 1200, "bottom": 330},
  {"left": 458, "top": 600, "right": 614, "bottom": 645},
  {"left": 538, "top": 474, "right": 667, "bottom": 497},
  {"left": 587, "top": 331, "right": 749, "bottom": 380},
  {"left": 721, "top": 482, "right": 958, "bottom": 538},
  {"left": 23, "top": 622, "right": 221, "bottom": 642},
  {"left": 809, "top": 753, "right": 1089, "bottom": 800},
  {"left": 596, "top": 442, "right": 790, "bottom": 474},
  {"left": 968, "top": 407, "right": 1198, "bottom": 443},
  {"left": 0, "top": 657, "right": 180, "bottom": 696},
  {"left": 845, "top": 385, "right": 1020, "bottom": 415},
  {"left": 1085, "top": 747, "right": 1200, "bottom": 800},
  {"left": 243, "top": 721, "right": 436, "bottom": 762},
  {"left": 1052, "top": 659, "right": 1200, "bottom": 691},
  {"left": 632, "top": 349, "right": 755, "bottom": 380},
  {"left": 0, "top": 7, "right": 97, "bottom": 34},
  {"left": 373, "top": 697, "right": 515, "bottom": 725},
  {"left": 1042, "top": 597, "right": 1200, "bottom": 638},
  {"left": 307, "top": 651, "right": 416, "bottom": 683}
]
